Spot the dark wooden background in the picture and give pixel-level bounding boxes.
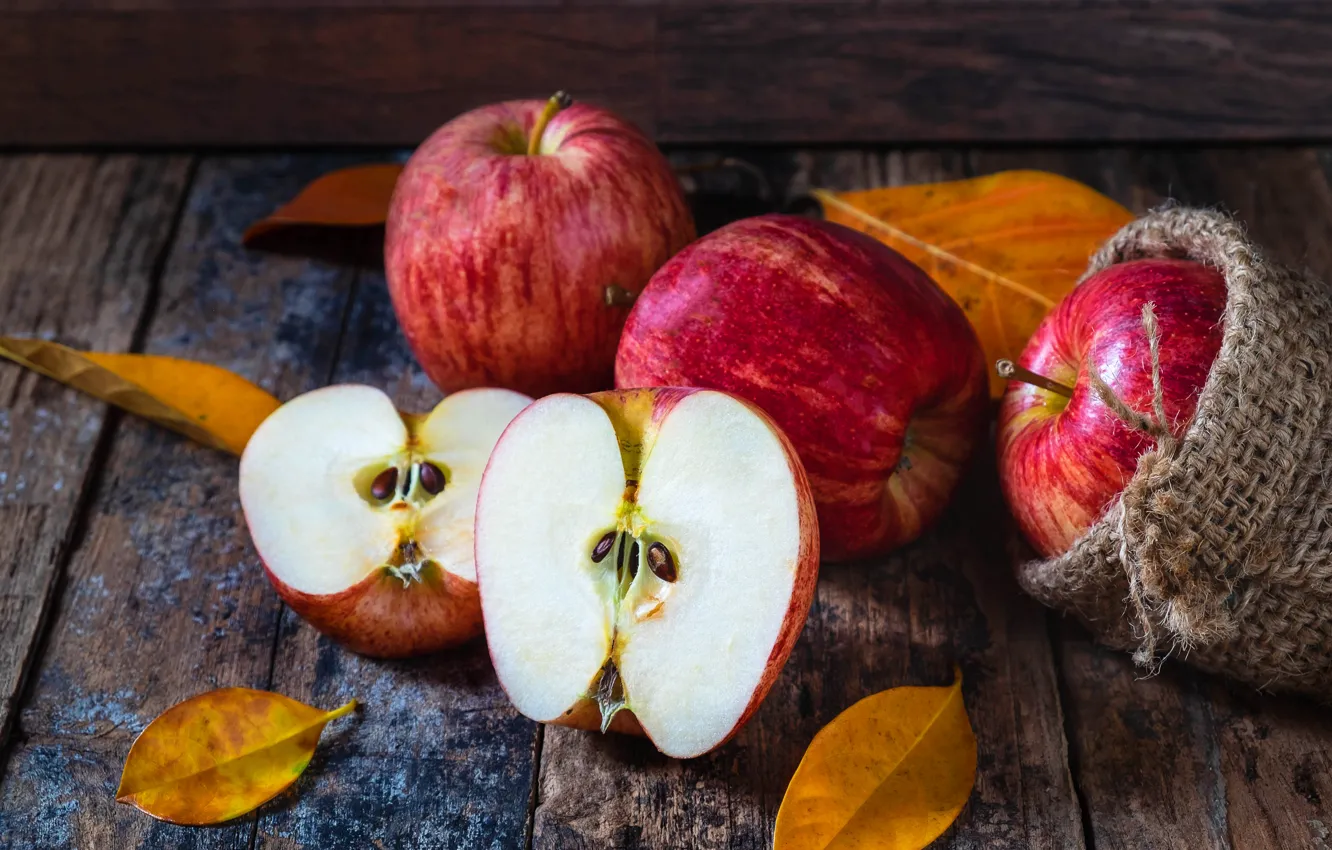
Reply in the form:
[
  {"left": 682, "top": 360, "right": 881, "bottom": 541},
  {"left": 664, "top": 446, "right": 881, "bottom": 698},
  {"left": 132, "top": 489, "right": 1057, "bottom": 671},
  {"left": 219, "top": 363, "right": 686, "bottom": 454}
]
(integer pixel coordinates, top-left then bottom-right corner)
[
  {"left": 0, "top": 143, "right": 1328, "bottom": 848},
  {"left": 5, "top": 1, "right": 1332, "bottom": 146}
]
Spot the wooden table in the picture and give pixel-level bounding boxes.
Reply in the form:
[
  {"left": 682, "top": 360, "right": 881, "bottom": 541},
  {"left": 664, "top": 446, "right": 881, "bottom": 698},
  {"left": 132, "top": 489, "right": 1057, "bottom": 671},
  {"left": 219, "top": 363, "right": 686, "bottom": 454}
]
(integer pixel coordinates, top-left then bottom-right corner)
[{"left": 0, "top": 145, "right": 1328, "bottom": 849}]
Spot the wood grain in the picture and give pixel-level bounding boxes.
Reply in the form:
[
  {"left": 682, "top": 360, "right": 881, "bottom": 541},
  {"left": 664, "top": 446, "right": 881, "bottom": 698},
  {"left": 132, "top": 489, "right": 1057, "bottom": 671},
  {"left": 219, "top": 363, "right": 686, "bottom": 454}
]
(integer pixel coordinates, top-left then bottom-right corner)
[
  {"left": 972, "top": 145, "right": 1332, "bottom": 850},
  {"left": 5, "top": 3, "right": 1332, "bottom": 145},
  {"left": 0, "top": 155, "right": 363, "bottom": 849},
  {"left": 530, "top": 151, "right": 1085, "bottom": 850},
  {"left": 0, "top": 155, "right": 191, "bottom": 756},
  {"left": 251, "top": 272, "right": 540, "bottom": 850}
]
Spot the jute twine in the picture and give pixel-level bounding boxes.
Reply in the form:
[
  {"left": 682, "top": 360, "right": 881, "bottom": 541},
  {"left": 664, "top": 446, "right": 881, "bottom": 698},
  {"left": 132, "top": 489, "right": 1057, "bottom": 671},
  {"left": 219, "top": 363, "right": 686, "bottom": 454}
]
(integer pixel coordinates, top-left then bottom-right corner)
[{"left": 1017, "top": 207, "right": 1332, "bottom": 699}]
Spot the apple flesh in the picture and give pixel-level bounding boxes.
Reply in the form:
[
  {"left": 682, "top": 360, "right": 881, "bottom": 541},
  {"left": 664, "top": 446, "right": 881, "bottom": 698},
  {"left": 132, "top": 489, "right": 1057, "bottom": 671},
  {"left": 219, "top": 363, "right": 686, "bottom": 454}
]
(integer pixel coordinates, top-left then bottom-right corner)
[
  {"left": 385, "top": 96, "right": 695, "bottom": 398},
  {"left": 997, "top": 258, "right": 1227, "bottom": 558},
  {"left": 239, "top": 384, "right": 531, "bottom": 657},
  {"left": 475, "top": 388, "right": 819, "bottom": 758},
  {"left": 616, "top": 214, "right": 988, "bottom": 561}
]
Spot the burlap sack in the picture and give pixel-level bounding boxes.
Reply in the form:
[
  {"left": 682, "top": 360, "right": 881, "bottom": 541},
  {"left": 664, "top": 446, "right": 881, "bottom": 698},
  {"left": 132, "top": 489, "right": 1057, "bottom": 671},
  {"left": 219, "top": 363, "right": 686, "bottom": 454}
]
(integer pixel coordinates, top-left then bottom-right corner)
[{"left": 1017, "top": 206, "right": 1332, "bottom": 700}]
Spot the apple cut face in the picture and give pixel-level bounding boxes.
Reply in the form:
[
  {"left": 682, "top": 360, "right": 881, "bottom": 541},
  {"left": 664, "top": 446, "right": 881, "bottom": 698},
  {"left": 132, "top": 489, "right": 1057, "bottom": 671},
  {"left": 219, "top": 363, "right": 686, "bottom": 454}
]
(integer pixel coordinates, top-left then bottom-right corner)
[
  {"left": 240, "top": 384, "right": 531, "bottom": 657},
  {"left": 476, "top": 388, "right": 819, "bottom": 758}
]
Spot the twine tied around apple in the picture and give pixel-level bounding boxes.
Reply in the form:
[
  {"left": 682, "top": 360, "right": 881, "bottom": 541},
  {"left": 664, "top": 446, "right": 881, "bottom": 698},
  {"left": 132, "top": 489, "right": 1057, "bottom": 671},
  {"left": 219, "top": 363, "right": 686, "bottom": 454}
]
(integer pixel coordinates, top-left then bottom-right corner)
[{"left": 1083, "top": 302, "right": 1192, "bottom": 668}]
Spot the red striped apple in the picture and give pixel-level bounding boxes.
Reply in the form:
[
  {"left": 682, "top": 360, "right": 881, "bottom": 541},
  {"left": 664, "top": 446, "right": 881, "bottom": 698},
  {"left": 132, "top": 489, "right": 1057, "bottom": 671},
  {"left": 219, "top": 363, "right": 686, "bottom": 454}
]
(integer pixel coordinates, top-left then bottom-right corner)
[
  {"left": 997, "top": 258, "right": 1227, "bottom": 558},
  {"left": 615, "top": 214, "right": 988, "bottom": 561},
  {"left": 475, "top": 388, "right": 819, "bottom": 758},
  {"left": 385, "top": 93, "right": 695, "bottom": 398},
  {"left": 239, "top": 384, "right": 531, "bottom": 657}
]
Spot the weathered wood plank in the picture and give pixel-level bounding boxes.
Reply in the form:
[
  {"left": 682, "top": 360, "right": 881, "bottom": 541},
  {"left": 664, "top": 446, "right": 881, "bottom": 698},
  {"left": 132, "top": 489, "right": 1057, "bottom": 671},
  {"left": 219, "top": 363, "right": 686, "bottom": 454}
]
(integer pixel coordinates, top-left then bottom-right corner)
[
  {"left": 531, "top": 150, "right": 1085, "bottom": 850},
  {"left": 6, "top": 3, "right": 1332, "bottom": 146},
  {"left": 970, "top": 145, "right": 1332, "bottom": 850},
  {"left": 0, "top": 155, "right": 364, "bottom": 849},
  {"left": 251, "top": 272, "right": 539, "bottom": 850},
  {"left": 0, "top": 155, "right": 192, "bottom": 755}
]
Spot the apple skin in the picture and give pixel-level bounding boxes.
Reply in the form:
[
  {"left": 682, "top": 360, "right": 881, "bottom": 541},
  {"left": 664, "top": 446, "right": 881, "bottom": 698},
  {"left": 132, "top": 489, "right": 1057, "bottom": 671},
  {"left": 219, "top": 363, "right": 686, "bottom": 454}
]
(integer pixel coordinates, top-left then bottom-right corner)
[
  {"left": 477, "top": 387, "right": 820, "bottom": 753},
  {"left": 997, "top": 258, "right": 1228, "bottom": 558},
  {"left": 385, "top": 100, "right": 695, "bottom": 398},
  {"left": 615, "top": 215, "right": 988, "bottom": 561},
  {"left": 264, "top": 563, "right": 482, "bottom": 659}
]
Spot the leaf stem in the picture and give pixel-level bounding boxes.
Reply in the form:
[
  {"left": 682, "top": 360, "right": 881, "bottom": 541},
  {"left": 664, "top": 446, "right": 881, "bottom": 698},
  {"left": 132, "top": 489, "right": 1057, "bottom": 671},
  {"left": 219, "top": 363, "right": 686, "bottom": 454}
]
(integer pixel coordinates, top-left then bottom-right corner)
[
  {"left": 324, "top": 699, "right": 358, "bottom": 721},
  {"left": 995, "top": 359, "right": 1074, "bottom": 398},
  {"left": 527, "top": 91, "right": 573, "bottom": 156}
]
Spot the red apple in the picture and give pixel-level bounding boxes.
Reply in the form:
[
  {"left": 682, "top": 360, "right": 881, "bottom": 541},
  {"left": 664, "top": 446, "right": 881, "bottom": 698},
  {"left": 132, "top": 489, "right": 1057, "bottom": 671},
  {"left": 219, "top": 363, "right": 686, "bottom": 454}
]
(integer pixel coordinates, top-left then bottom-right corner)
[
  {"left": 239, "top": 384, "right": 531, "bottom": 657},
  {"left": 475, "top": 387, "right": 819, "bottom": 757},
  {"left": 615, "top": 214, "right": 988, "bottom": 561},
  {"left": 385, "top": 93, "right": 695, "bottom": 398},
  {"left": 997, "top": 258, "right": 1227, "bottom": 558}
]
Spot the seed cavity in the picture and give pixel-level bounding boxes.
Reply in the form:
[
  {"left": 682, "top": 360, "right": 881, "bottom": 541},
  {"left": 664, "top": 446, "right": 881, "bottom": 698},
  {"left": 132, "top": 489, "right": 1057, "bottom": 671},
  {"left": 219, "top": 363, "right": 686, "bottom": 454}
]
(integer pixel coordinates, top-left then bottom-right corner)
[
  {"left": 418, "top": 461, "right": 446, "bottom": 495},
  {"left": 590, "top": 531, "right": 616, "bottom": 563},
  {"left": 647, "top": 542, "right": 677, "bottom": 583},
  {"left": 400, "top": 464, "right": 414, "bottom": 497},
  {"left": 628, "top": 540, "right": 640, "bottom": 580},
  {"left": 370, "top": 467, "right": 399, "bottom": 501}
]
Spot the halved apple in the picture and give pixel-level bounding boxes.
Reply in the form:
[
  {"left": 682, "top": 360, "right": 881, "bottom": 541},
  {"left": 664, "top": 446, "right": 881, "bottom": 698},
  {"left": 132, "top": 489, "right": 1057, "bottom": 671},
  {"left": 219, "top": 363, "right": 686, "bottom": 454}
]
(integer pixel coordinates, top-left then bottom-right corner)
[
  {"left": 239, "top": 384, "right": 531, "bottom": 657},
  {"left": 475, "top": 388, "right": 819, "bottom": 758}
]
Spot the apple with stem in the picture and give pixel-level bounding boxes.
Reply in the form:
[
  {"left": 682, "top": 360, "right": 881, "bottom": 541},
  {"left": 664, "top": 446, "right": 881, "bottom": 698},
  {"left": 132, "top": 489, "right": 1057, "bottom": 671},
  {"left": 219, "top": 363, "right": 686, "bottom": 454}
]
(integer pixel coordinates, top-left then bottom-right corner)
[
  {"left": 997, "top": 258, "right": 1227, "bottom": 558},
  {"left": 475, "top": 388, "right": 819, "bottom": 758},
  {"left": 385, "top": 92, "right": 695, "bottom": 398},
  {"left": 239, "top": 384, "right": 531, "bottom": 657},
  {"left": 615, "top": 214, "right": 988, "bottom": 561}
]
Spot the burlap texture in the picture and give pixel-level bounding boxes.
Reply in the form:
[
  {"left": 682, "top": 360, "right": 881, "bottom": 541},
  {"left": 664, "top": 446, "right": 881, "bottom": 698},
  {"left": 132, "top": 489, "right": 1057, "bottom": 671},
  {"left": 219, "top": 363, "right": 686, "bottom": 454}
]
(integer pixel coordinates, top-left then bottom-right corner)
[{"left": 1017, "top": 207, "right": 1332, "bottom": 699}]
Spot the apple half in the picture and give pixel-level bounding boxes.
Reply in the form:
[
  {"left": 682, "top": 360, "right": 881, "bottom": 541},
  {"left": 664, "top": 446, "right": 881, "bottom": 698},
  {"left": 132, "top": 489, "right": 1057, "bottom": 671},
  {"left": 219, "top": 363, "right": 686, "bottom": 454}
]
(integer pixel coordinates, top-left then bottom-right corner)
[
  {"left": 475, "top": 388, "right": 819, "bottom": 758},
  {"left": 240, "top": 384, "right": 531, "bottom": 658}
]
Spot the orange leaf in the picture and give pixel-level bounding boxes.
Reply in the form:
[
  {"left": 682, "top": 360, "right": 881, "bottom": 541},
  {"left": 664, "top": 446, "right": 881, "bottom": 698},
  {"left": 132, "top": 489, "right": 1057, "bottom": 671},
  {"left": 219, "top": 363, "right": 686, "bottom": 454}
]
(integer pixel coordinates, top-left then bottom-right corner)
[
  {"left": 816, "top": 171, "right": 1134, "bottom": 397},
  {"left": 0, "top": 338, "right": 280, "bottom": 455},
  {"left": 775, "top": 670, "right": 976, "bottom": 850},
  {"left": 242, "top": 163, "right": 403, "bottom": 244},
  {"left": 117, "top": 688, "right": 357, "bottom": 826}
]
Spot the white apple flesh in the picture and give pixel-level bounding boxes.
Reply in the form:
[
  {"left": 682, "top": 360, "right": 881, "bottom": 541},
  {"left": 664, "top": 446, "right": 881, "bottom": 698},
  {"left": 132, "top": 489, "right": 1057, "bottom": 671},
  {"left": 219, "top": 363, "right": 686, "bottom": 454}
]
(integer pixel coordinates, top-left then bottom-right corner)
[
  {"left": 475, "top": 388, "right": 820, "bottom": 758},
  {"left": 240, "top": 384, "right": 531, "bottom": 658}
]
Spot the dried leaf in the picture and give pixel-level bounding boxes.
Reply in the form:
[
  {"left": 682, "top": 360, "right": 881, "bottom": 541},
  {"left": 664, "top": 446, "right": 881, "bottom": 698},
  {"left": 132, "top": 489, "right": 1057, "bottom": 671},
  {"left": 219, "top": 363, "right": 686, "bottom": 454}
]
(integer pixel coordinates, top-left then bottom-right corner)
[
  {"left": 816, "top": 170, "right": 1134, "bottom": 397},
  {"left": 774, "top": 670, "right": 976, "bottom": 850},
  {"left": 0, "top": 338, "right": 280, "bottom": 455},
  {"left": 242, "top": 163, "right": 402, "bottom": 244},
  {"left": 117, "top": 688, "right": 357, "bottom": 825}
]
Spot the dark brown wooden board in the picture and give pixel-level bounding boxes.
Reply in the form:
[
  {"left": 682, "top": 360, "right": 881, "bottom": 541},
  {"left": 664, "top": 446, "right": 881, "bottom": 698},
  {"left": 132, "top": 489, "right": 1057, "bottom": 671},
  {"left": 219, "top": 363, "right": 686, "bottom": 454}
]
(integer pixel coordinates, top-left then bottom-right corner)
[
  {"left": 0, "top": 155, "right": 192, "bottom": 755},
  {"left": 969, "top": 145, "right": 1332, "bottom": 850},
  {"left": 2, "top": 145, "right": 1332, "bottom": 849},
  {"left": 0, "top": 154, "right": 363, "bottom": 849},
  {"left": 6, "top": 2, "right": 1332, "bottom": 146}
]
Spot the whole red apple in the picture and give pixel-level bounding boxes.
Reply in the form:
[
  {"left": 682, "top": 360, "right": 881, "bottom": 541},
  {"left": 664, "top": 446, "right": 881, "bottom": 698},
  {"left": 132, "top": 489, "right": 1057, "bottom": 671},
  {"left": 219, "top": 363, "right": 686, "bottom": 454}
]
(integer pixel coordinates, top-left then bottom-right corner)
[
  {"left": 997, "top": 258, "right": 1227, "bottom": 558},
  {"left": 616, "top": 214, "right": 988, "bottom": 561},
  {"left": 385, "top": 94, "right": 695, "bottom": 397}
]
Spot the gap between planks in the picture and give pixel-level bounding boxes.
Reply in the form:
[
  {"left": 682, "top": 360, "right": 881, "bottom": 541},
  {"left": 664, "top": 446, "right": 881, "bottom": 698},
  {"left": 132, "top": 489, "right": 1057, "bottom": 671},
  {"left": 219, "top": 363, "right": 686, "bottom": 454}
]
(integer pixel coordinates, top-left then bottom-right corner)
[{"left": 0, "top": 155, "right": 200, "bottom": 780}]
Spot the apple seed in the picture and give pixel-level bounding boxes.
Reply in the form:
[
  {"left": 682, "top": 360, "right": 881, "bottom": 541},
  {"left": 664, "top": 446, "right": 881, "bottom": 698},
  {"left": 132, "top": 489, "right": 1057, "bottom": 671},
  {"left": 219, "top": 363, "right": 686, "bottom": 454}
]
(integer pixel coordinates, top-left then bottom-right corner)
[
  {"left": 418, "top": 461, "right": 446, "bottom": 495},
  {"left": 590, "top": 531, "right": 616, "bottom": 563},
  {"left": 647, "top": 542, "right": 677, "bottom": 583},
  {"left": 400, "top": 464, "right": 414, "bottom": 497},
  {"left": 370, "top": 467, "right": 399, "bottom": 501}
]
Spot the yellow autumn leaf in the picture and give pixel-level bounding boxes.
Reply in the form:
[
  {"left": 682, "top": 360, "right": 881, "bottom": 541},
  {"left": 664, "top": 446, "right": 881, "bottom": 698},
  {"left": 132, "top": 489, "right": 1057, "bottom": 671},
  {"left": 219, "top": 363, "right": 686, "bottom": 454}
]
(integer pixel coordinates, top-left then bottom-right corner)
[
  {"left": 816, "top": 170, "right": 1134, "bottom": 397},
  {"left": 774, "top": 670, "right": 976, "bottom": 850},
  {"left": 117, "top": 688, "right": 357, "bottom": 826},
  {"left": 0, "top": 338, "right": 280, "bottom": 455}
]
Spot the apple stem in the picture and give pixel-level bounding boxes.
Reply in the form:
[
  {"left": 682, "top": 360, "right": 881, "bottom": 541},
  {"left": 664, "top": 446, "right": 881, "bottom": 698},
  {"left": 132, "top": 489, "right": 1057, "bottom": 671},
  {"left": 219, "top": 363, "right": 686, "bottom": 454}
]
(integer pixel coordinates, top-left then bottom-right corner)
[
  {"left": 527, "top": 91, "right": 573, "bottom": 156},
  {"left": 995, "top": 359, "right": 1075, "bottom": 398},
  {"left": 604, "top": 284, "right": 638, "bottom": 308}
]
